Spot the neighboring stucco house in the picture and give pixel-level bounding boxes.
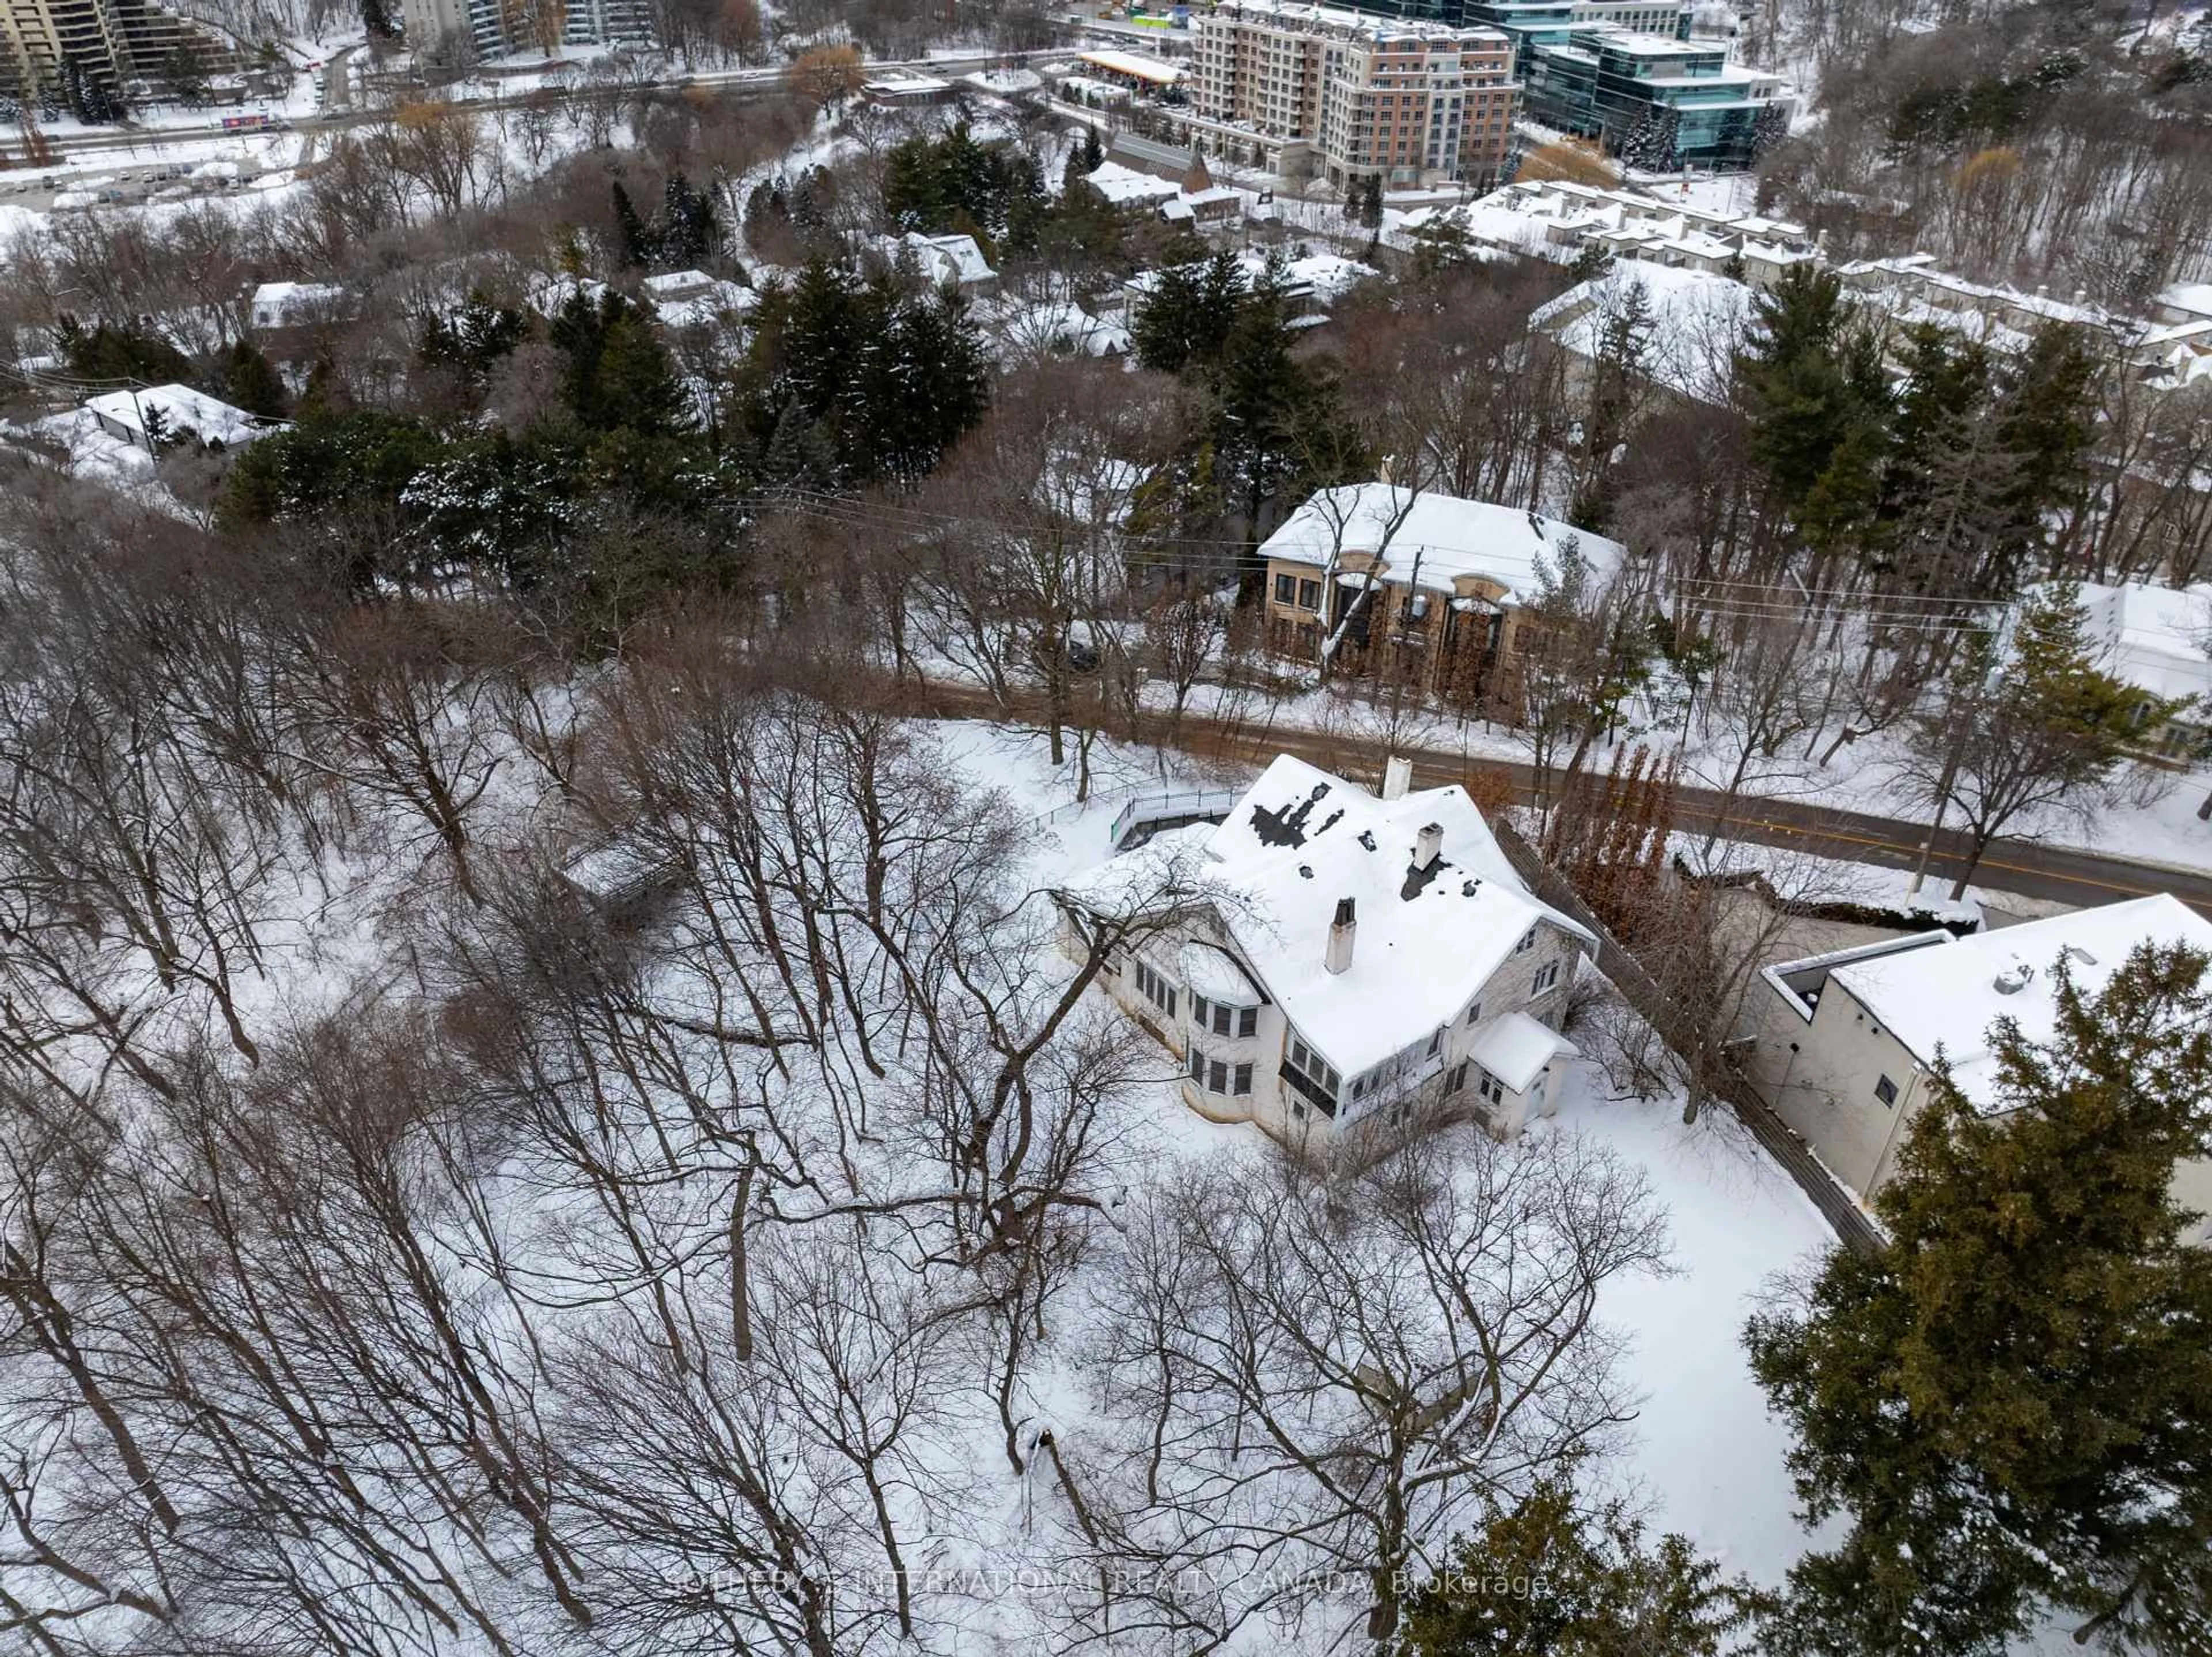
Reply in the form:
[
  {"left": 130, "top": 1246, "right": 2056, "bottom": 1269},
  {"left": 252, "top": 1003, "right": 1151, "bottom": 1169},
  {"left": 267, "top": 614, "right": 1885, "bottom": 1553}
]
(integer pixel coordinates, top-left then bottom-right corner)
[
  {"left": 1257, "top": 482, "right": 1625, "bottom": 703},
  {"left": 1059, "top": 755, "right": 1594, "bottom": 1147},
  {"left": 1743, "top": 894, "right": 2212, "bottom": 1246},
  {"left": 2019, "top": 579, "right": 2212, "bottom": 760}
]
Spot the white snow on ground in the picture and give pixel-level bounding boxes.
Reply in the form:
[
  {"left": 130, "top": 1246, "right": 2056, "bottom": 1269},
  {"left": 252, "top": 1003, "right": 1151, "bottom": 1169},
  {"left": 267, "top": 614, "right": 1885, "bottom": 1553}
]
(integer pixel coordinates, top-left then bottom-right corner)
[
  {"left": 1546, "top": 1080, "right": 1835, "bottom": 1583},
  {"left": 938, "top": 719, "right": 1841, "bottom": 1592}
]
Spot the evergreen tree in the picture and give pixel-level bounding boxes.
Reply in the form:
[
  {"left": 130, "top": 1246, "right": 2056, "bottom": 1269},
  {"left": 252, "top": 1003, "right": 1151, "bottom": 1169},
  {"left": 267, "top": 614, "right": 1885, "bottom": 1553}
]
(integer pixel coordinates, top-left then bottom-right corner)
[
  {"left": 1983, "top": 320, "right": 2099, "bottom": 595},
  {"left": 1397, "top": 1474, "right": 1757, "bottom": 1656},
  {"left": 1078, "top": 121, "right": 1103, "bottom": 173},
  {"left": 610, "top": 180, "right": 654, "bottom": 268},
  {"left": 219, "top": 339, "right": 289, "bottom": 418},
  {"left": 1909, "top": 585, "right": 2182, "bottom": 899},
  {"left": 1736, "top": 267, "right": 1892, "bottom": 546},
  {"left": 419, "top": 287, "right": 528, "bottom": 396},
  {"left": 1210, "top": 257, "right": 1363, "bottom": 536},
  {"left": 658, "top": 172, "right": 717, "bottom": 268},
  {"left": 55, "top": 315, "right": 194, "bottom": 384},
  {"left": 1619, "top": 104, "right": 1683, "bottom": 171},
  {"left": 550, "top": 290, "right": 689, "bottom": 434},
  {"left": 857, "top": 289, "right": 989, "bottom": 483},
  {"left": 1130, "top": 248, "right": 1245, "bottom": 374},
  {"left": 1747, "top": 942, "right": 2212, "bottom": 1656}
]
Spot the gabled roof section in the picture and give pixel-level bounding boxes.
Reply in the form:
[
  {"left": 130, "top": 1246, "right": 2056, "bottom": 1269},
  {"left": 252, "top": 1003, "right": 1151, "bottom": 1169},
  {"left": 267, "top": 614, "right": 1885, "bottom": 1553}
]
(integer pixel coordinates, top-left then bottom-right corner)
[{"left": 1196, "top": 755, "right": 1592, "bottom": 1076}]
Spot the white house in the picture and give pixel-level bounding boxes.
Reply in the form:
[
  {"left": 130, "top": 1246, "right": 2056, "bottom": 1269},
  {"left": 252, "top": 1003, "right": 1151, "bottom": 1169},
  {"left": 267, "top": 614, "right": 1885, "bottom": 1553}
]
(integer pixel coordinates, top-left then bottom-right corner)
[
  {"left": 1744, "top": 894, "right": 2212, "bottom": 1244},
  {"left": 248, "top": 281, "right": 349, "bottom": 330},
  {"left": 876, "top": 231, "right": 999, "bottom": 297},
  {"left": 2022, "top": 579, "right": 2212, "bottom": 757},
  {"left": 641, "top": 270, "right": 758, "bottom": 331},
  {"left": 83, "top": 385, "right": 282, "bottom": 453},
  {"left": 1061, "top": 755, "right": 1594, "bottom": 1145}
]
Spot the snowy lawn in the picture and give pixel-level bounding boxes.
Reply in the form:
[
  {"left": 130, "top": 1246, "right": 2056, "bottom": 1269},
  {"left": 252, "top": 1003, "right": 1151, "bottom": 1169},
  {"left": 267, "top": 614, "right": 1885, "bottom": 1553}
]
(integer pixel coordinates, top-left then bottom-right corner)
[
  {"left": 945, "top": 718, "right": 1842, "bottom": 1595},
  {"left": 1545, "top": 1076, "right": 1838, "bottom": 1585}
]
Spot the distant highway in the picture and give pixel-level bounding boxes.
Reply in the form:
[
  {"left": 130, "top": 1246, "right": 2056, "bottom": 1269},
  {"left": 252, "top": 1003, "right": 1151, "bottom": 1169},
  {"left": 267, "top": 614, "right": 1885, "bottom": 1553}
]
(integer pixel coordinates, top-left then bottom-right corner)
[{"left": 24, "top": 43, "right": 1060, "bottom": 168}]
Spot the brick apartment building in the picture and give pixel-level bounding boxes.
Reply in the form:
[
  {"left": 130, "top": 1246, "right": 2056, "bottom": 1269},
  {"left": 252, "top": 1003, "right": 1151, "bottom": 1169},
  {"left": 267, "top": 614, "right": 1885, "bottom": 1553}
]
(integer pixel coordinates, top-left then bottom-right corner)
[{"left": 1190, "top": 0, "right": 1520, "bottom": 190}]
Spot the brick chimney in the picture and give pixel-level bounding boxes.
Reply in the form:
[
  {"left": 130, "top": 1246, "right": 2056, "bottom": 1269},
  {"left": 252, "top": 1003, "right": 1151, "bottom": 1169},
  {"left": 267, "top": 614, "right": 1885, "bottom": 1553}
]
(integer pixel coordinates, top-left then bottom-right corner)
[
  {"left": 1415, "top": 822, "right": 1444, "bottom": 870},
  {"left": 1325, "top": 898, "right": 1357, "bottom": 974}
]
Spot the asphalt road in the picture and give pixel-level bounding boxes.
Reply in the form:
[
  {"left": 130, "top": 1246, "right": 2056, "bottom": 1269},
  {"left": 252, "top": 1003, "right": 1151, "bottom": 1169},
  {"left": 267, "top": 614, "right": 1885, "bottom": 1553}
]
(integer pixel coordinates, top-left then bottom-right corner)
[{"left": 1277, "top": 730, "right": 2212, "bottom": 917}]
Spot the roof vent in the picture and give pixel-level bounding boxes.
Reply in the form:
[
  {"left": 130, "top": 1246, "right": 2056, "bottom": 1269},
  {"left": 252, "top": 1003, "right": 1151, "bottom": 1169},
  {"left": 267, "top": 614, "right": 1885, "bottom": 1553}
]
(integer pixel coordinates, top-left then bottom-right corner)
[
  {"left": 1993, "top": 960, "right": 2035, "bottom": 996},
  {"left": 2059, "top": 944, "right": 2098, "bottom": 968},
  {"left": 1461, "top": 879, "right": 1480, "bottom": 896},
  {"left": 1298, "top": 864, "right": 1313, "bottom": 879},
  {"left": 1357, "top": 830, "right": 1377, "bottom": 852}
]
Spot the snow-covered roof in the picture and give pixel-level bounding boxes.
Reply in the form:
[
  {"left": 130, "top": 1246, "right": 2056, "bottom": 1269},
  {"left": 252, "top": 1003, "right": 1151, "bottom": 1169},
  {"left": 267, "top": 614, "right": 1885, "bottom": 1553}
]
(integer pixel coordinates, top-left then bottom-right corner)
[
  {"left": 2027, "top": 579, "right": 2212, "bottom": 707},
  {"left": 645, "top": 273, "right": 757, "bottom": 328},
  {"left": 82, "top": 384, "right": 280, "bottom": 448},
  {"left": 1077, "top": 47, "right": 1182, "bottom": 84},
  {"left": 881, "top": 230, "right": 997, "bottom": 289},
  {"left": 1084, "top": 160, "right": 1181, "bottom": 206},
  {"left": 1534, "top": 263, "right": 1755, "bottom": 406},
  {"left": 988, "top": 298, "right": 1131, "bottom": 358},
  {"left": 250, "top": 279, "right": 346, "bottom": 317},
  {"left": 527, "top": 273, "right": 609, "bottom": 317},
  {"left": 1830, "top": 895, "right": 2212, "bottom": 1111},
  {"left": 2156, "top": 281, "right": 2212, "bottom": 321},
  {"left": 1467, "top": 1010, "right": 1578, "bottom": 1094},
  {"left": 1074, "top": 755, "right": 1593, "bottom": 1077},
  {"left": 1257, "top": 482, "right": 1624, "bottom": 606}
]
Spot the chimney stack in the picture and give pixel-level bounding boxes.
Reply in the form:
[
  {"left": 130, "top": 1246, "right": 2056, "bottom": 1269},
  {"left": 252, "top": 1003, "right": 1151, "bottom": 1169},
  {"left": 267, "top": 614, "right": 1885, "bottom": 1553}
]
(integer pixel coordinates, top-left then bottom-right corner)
[
  {"left": 1415, "top": 822, "right": 1444, "bottom": 870},
  {"left": 1381, "top": 755, "right": 1412, "bottom": 800},
  {"left": 1325, "top": 898, "right": 1357, "bottom": 975}
]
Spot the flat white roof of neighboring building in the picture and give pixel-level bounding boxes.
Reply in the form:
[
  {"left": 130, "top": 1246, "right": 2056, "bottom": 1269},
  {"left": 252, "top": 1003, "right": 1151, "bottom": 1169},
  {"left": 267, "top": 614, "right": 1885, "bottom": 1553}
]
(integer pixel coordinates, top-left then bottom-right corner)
[
  {"left": 2025, "top": 579, "right": 2212, "bottom": 706},
  {"left": 1258, "top": 482, "right": 1625, "bottom": 604},
  {"left": 1829, "top": 895, "right": 2212, "bottom": 1111}
]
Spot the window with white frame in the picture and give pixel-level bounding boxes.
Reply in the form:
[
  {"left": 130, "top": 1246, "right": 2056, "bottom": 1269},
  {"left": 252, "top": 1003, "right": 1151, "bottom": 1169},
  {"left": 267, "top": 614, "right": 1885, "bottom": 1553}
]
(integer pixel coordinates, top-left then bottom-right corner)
[
  {"left": 1464, "top": 1000, "right": 1483, "bottom": 1026},
  {"left": 1476, "top": 1068, "right": 1506, "bottom": 1106},
  {"left": 1874, "top": 1074, "right": 1898, "bottom": 1107},
  {"left": 1515, "top": 927, "right": 1536, "bottom": 954},
  {"left": 1445, "top": 1061, "right": 1469, "bottom": 1096},
  {"left": 1134, "top": 960, "right": 1178, "bottom": 1017},
  {"left": 1532, "top": 961, "right": 1561, "bottom": 995}
]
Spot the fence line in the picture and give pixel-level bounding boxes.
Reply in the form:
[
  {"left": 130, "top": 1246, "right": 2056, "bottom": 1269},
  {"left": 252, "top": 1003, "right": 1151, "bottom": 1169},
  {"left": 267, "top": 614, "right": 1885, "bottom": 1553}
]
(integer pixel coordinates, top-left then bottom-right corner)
[{"left": 1491, "top": 818, "right": 1886, "bottom": 1257}]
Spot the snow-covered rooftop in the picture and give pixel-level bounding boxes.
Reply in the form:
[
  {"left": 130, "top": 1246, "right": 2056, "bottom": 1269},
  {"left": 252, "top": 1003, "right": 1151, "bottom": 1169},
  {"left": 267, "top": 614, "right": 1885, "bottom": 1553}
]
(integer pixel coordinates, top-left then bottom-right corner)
[
  {"left": 1534, "top": 262, "right": 1755, "bottom": 406},
  {"left": 82, "top": 384, "right": 281, "bottom": 449},
  {"left": 1084, "top": 160, "right": 1181, "bottom": 206},
  {"left": 2028, "top": 579, "right": 2212, "bottom": 708},
  {"left": 881, "top": 230, "right": 997, "bottom": 289},
  {"left": 1468, "top": 1010, "right": 1579, "bottom": 1093},
  {"left": 1258, "top": 483, "right": 1623, "bottom": 606},
  {"left": 2156, "top": 281, "right": 2212, "bottom": 321},
  {"left": 1074, "top": 755, "right": 1593, "bottom": 1077},
  {"left": 1830, "top": 895, "right": 2212, "bottom": 1111}
]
